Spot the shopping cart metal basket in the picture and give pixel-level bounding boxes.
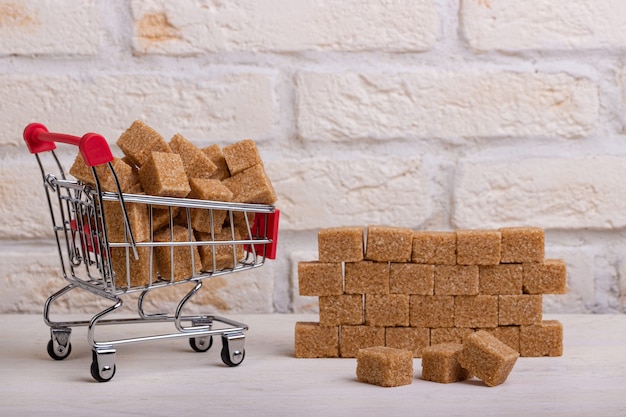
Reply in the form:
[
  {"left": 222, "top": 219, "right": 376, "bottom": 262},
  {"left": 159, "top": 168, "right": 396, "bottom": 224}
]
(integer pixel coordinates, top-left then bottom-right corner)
[{"left": 23, "top": 123, "right": 280, "bottom": 382}]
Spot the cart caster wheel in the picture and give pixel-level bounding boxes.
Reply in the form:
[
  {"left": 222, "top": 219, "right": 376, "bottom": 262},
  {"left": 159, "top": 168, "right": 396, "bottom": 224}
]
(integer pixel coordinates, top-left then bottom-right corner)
[
  {"left": 220, "top": 334, "right": 245, "bottom": 367},
  {"left": 90, "top": 349, "right": 116, "bottom": 382},
  {"left": 47, "top": 338, "right": 72, "bottom": 360},
  {"left": 189, "top": 336, "right": 213, "bottom": 352}
]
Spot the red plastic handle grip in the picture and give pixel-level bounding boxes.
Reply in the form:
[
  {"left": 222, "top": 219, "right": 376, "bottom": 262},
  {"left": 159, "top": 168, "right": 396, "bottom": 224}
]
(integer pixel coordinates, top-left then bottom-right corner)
[{"left": 23, "top": 123, "right": 114, "bottom": 167}]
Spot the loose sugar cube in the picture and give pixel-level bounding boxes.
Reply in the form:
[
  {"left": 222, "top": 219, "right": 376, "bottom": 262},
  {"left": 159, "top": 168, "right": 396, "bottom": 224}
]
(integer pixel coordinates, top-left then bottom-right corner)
[
  {"left": 434, "top": 265, "right": 479, "bottom": 295},
  {"left": 456, "top": 229, "right": 501, "bottom": 266},
  {"left": 202, "top": 144, "right": 231, "bottom": 180},
  {"left": 482, "top": 326, "right": 520, "bottom": 353},
  {"left": 479, "top": 264, "right": 523, "bottom": 295},
  {"left": 412, "top": 231, "right": 456, "bottom": 265},
  {"left": 298, "top": 262, "right": 343, "bottom": 296},
  {"left": 389, "top": 263, "right": 434, "bottom": 295},
  {"left": 356, "top": 346, "right": 413, "bottom": 387},
  {"left": 139, "top": 152, "right": 191, "bottom": 198},
  {"left": 70, "top": 156, "right": 137, "bottom": 193},
  {"left": 523, "top": 260, "right": 567, "bottom": 294},
  {"left": 520, "top": 320, "right": 563, "bottom": 357},
  {"left": 345, "top": 261, "right": 389, "bottom": 295},
  {"left": 294, "top": 322, "right": 339, "bottom": 358},
  {"left": 196, "top": 227, "right": 245, "bottom": 272},
  {"left": 500, "top": 227, "right": 544, "bottom": 263},
  {"left": 422, "top": 343, "right": 471, "bottom": 384},
  {"left": 318, "top": 226, "right": 364, "bottom": 262},
  {"left": 116, "top": 120, "right": 172, "bottom": 167},
  {"left": 385, "top": 327, "right": 430, "bottom": 358},
  {"left": 187, "top": 178, "right": 233, "bottom": 233},
  {"left": 153, "top": 225, "right": 202, "bottom": 281},
  {"left": 111, "top": 246, "right": 155, "bottom": 288},
  {"left": 319, "top": 295, "right": 363, "bottom": 326},
  {"left": 430, "top": 328, "right": 474, "bottom": 345},
  {"left": 340, "top": 325, "right": 385, "bottom": 358},
  {"left": 365, "top": 225, "right": 414, "bottom": 262},
  {"left": 222, "top": 163, "right": 277, "bottom": 205},
  {"left": 169, "top": 133, "right": 217, "bottom": 179},
  {"left": 222, "top": 139, "right": 262, "bottom": 176},
  {"left": 103, "top": 201, "right": 151, "bottom": 244},
  {"left": 409, "top": 295, "right": 454, "bottom": 328},
  {"left": 458, "top": 330, "right": 519, "bottom": 387},
  {"left": 454, "top": 295, "right": 498, "bottom": 328},
  {"left": 499, "top": 295, "right": 542, "bottom": 326},
  {"left": 365, "top": 294, "right": 409, "bottom": 327}
]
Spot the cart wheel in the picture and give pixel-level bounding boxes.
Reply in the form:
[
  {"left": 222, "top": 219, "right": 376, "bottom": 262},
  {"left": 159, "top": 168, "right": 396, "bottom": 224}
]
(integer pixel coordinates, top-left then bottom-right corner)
[
  {"left": 47, "top": 339, "right": 72, "bottom": 360},
  {"left": 90, "top": 350, "right": 116, "bottom": 382},
  {"left": 220, "top": 334, "right": 245, "bottom": 367},
  {"left": 221, "top": 345, "right": 245, "bottom": 367},
  {"left": 189, "top": 336, "right": 213, "bottom": 352}
]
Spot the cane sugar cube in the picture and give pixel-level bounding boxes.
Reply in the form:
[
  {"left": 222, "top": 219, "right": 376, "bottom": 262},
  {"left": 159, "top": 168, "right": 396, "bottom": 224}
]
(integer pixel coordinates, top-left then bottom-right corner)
[
  {"left": 520, "top": 320, "right": 563, "bottom": 357},
  {"left": 103, "top": 201, "right": 150, "bottom": 244},
  {"left": 409, "top": 295, "right": 454, "bottom": 328},
  {"left": 139, "top": 152, "right": 191, "bottom": 198},
  {"left": 111, "top": 246, "right": 155, "bottom": 288},
  {"left": 187, "top": 178, "right": 233, "bottom": 233},
  {"left": 298, "top": 261, "right": 343, "bottom": 296},
  {"left": 116, "top": 120, "right": 172, "bottom": 167},
  {"left": 482, "top": 326, "right": 520, "bottom": 353},
  {"left": 202, "top": 144, "right": 231, "bottom": 180},
  {"left": 422, "top": 343, "right": 471, "bottom": 384},
  {"left": 70, "top": 156, "right": 137, "bottom": 193},
  {"left": 153, "top": 225, "right": 202, "bottom": 281},
  {"left": 365, "top": 225, "right": 414, "bottom": 262},
  {"left": 294, "top": 322, "right": 339, "bottom": 358},
  {"left": 340, "top": 325, "right": 385, "bottom": 358},
  {"left": 412, "top": 231, "right": 456, "bottom": 265},
  {"left": 523, "top": 260, "right": 567, "bottom": 294},
  {"left": 345, "top": 261, "right": 389, "bottom": 295},
  {"left": 434, "top": 265, "right": 479, "bottom": 295},
  {"left": 459, "top": 330, "right": 519, "bottom": 387},
  {"left": 385, "top": 327, "right": 430, "bottom": 358},
  {"left": 318, "top": 226, "right": 364, "bottom": 262},
  {"left": 222, "top": 139, "right": 263, "bottom": 176},
  {"left": 196, "top": 227, "right": 245, "bottom": 272},
  {"left": 389, "top": 263, "right": 434, "bottom": 295},
  {"left": 456, "top": 229, "right": 501, "bottom": 266},
  {"left": 365, "top": 294, "right": 409, "bottom": 327},
  {"left": 319, "top": 294, "right": 364, "bottom": 326},
  {"left": 169, "top": 133, "right": 217, "bottom": 179},
  {"left": 222, "top": 163, "right": 277, "bottom": 205},
  {"left": 479, "top": 264, "right": 523, "bottom": 295},
  {"left": 149, "top": 207, "right": 180, "bottom": 231},
  {"left": 499, "top": 295, "right": 542, "bottom": 326},
  {"left": 230, "top": 211, "right": 256, "bottom": 239},
  {"left": 430, "top": 328, "right": 474, "bottom": 345},
  {"left": 500, "top": 227, "right": 544, "bottom": 263},
  {"left": 454, "top": 295, "right": 498, "bottom": 328},
  {"left": 356, "top": 346, "right": 413, "bottom": 387}
]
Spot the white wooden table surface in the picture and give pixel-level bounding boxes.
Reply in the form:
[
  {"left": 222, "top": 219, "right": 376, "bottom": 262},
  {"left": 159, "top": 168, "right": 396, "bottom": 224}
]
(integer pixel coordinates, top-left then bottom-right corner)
[{"left": 0, "top": 313, "right": 625, "bottom": 417}]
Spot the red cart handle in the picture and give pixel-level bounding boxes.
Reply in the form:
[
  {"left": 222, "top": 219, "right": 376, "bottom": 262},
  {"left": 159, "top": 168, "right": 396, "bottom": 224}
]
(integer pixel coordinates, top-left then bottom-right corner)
[{"left": 23, "top": 123, "right": 114, "bottom": 167}]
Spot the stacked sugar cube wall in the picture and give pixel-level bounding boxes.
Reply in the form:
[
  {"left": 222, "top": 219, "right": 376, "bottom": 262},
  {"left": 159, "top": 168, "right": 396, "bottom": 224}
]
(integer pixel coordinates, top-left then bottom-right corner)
[{"left": 295, "top": 226, "right": 565, "bottom": 359}]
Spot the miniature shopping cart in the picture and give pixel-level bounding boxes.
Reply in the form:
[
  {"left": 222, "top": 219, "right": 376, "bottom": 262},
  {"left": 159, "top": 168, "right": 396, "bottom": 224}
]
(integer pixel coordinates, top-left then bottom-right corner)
[{"left": 23, "top": 123, "right": 280, "bottom": 382}]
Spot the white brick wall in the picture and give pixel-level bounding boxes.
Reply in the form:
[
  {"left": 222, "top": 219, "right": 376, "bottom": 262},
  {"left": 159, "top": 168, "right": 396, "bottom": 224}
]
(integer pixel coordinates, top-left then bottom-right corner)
[{"left": 1, "top": 0, "right": 624, "bottom": 314}]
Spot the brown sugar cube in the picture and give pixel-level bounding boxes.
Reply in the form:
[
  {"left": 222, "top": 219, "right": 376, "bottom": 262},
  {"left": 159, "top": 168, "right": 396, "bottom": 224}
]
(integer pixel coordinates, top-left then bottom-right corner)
[
  {"left": 340, "top": 325, "right": 385, "bottom": 358},
  {"left": 412, "top": 231, "right": 456, "bottom": 265},
  {"left": 500, "top": 226, "right": 545, "bottom": 264},
  {"left": 345, "top": 261, "right": 389, "bottom": 295},
  {"left": 356, "top": 346, "right": 413, "bottom": 387},
  {"left": 318, "top": 226, "right": 364, "bottom": 262},
  {"left": 479, "top": 264, "right": 523, "bottom": 295},
  {"left": 297, "top": 261, "right": 343, "bottom": 296},
  {"left": 153, "top": 225, "right": 202, "bottom": 281},
  {"left": 103, "top": 201, "right": 150, "bottom": 243},
  {"left": 523, "top": 259, "right": 567, "bottom": 294},
  {"left": 139, "top": 152, "right": 191, "bottom": 198},
  {"left": 222, "top": 139, "right": 262, "bottom": 176},
  {"left": 169, "top": 133, "right": 217, "bottom": 179},
  {"left": 149, "top": 206, "right": 180, "bottom": 231},
  {"left": 229, "top": 211, "right": 256, "bottom": 239},
  {"left": 430, "top": 328, "right": 474, "bottom": 345},
  {"left": 222, "top": 163, "right": 277, "bottom": 205},
  {"left": 434, "top": 265, "right": 479, "bottom": 295},
  {"left": 482, "top": 326, "right": 520, "bottom": 353},
  {"left": 319, "top": 294, "right": 363, "bottom": 326},
  {"left": 365, "top": 294, "right": 409, "bottom": 327},
  {"left": 409, "top": 295, "right": 454, "bottom": 328},
  {"left": 196, "top": 227, "right": 245, "bottom": 272},
  {"left": 458, "top": 330, "right": 519, "bottom": 387},
  {"left": 520, "top": 320, "right": 563, "bottom": 357},
  {"left": 111, "top": 246, "right": 155, "bottom": 288},
  {"left": 389, "top": 263, "right": 434, "bottom": 295},
  {"left": 365, "top": 225, "right": 414, "bottom": 262},
  {"left": 116, "top": 120, "right": 172, "bottom": 167},
  {"left": 187, "top": 178, "right": 233, "bottom": 233},
  {"left": 454, "top": 295, "right": 498, "bottom": 328},
  {"left": 202, "top": 144, "right": 231, "bottom": 180},
  {"left": 70, "top": 156, "right": 138, "bottom": 193},
  {"left": 421, "top": 343, "right": 471, "bottom": 384},
  {"left": 456, "top": 229, "right": 501, "bottom": 266},
  {"left": 499, "top": 294, "right": 542, "bottom": 326},
  {"left": 294, "top": 322, "right": 339, "bottom": 358},
  {"left": 385, "top": 327, "right": 430, "bottom": 358}
]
